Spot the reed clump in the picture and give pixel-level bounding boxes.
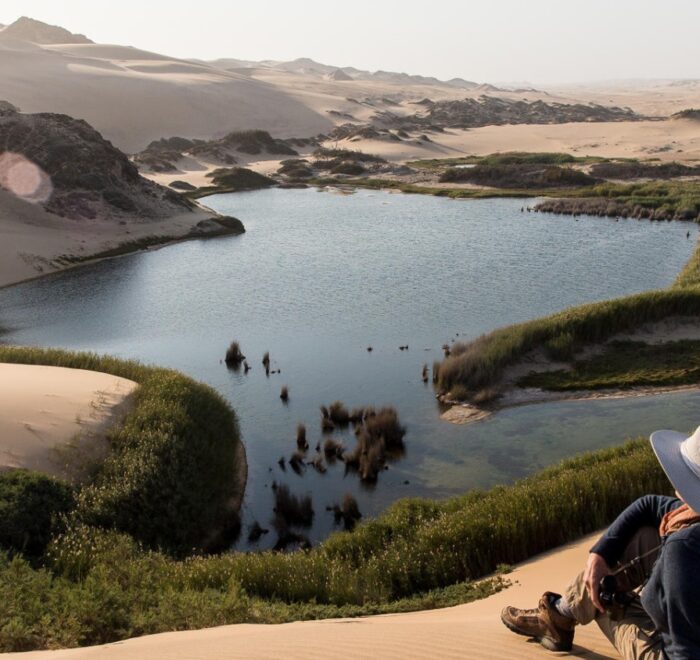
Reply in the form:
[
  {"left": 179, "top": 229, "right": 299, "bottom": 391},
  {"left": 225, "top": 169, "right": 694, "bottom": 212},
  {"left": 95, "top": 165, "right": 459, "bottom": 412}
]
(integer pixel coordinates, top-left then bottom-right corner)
[
  {"left": 296, "top": 424, "right": 308, "bottom": 451},
  {"left": 273, "top": 484, "right": 314, "bottom": 528},
  {"left": 329, "top": 494, "right": 362, "bottom": 531},
  {"left": 225, "top": 341, "right": 245, "bottom": 366},
  {"left": 327, "top": 401, "right": 351, "bottom": 426},
  {"left": 323, "top": 438, "right": 345, "bottom": 461}
]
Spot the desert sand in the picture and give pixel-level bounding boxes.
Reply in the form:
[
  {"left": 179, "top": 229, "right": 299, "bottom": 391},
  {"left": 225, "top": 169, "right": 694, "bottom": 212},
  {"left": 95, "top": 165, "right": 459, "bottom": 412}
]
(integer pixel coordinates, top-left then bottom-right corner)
[
  {"left": 0, "top": 188, "right": 228, "bottom": 288},
  {"left": 0, "top": 37, "right": 333, "bottom": 153},
  {"left": 0, "top": 363, "right": 136, "bottom": 481},
  {"left": 5, "top": 531, "right": 617, "bottom": 660}
]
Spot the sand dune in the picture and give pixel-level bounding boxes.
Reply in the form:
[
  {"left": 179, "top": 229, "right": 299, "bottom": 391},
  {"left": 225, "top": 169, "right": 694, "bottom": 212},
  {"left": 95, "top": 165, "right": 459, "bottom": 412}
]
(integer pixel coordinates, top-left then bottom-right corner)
[
  {"left": 0, "top": 363, "right": 136, "bottom": 482},
  {"left": 4, "top": 531, "right": 617, "bottom": 659},
  {"left": 0, "top": 39, "right": 333, "bottom": 153},
  {"left": 0, "top": 188, "right": 226, "bottom": 288}
]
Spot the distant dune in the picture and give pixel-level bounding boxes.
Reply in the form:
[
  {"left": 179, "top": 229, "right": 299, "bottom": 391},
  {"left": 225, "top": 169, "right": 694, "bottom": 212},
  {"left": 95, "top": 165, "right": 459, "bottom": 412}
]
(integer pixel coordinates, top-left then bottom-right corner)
[{"left": 0, "top": 19, "right": 333, "bottom": 152}]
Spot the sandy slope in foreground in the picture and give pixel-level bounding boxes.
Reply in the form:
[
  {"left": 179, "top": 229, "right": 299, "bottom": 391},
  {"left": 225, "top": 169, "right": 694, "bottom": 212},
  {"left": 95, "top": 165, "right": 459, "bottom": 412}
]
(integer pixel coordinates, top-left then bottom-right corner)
[
  {"left": 0, "top": 363, "right": 136, "bottom": 481},
  {"left": 8, "top": 531, "right": 617, "bottom": 660}
]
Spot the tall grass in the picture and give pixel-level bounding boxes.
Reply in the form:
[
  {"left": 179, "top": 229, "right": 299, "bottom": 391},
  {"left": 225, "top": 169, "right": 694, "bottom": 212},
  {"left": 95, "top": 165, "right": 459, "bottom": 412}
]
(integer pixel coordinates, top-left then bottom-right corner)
[
  {"left": 437, "top": 287, "right": 700, "bottom": 396},
  {"left": 1, "top": 440, "right": 669, "bottom": 650},
  {"left": 519, "top": 339, "right": 700, "bottom": 391}
]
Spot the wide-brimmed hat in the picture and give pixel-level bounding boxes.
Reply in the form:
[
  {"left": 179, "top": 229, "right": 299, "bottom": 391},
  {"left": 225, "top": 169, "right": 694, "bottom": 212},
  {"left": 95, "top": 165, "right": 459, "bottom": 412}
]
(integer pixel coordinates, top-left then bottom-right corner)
[{"left": 650, "top": 427, "right": 700, "bottom": 513}]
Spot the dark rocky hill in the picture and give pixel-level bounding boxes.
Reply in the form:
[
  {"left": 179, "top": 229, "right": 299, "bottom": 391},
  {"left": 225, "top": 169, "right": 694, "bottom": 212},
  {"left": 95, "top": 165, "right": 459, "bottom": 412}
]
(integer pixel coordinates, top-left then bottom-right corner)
[{"left": 0, "top": 105, "right": 194, "bottom": 220}]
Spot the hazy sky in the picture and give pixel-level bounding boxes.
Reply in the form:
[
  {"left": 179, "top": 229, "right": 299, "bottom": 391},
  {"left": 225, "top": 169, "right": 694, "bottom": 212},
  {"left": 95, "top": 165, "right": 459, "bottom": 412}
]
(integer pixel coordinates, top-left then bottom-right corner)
[{"left": 3, "top": 1, "right": 699, "bottom": 84}]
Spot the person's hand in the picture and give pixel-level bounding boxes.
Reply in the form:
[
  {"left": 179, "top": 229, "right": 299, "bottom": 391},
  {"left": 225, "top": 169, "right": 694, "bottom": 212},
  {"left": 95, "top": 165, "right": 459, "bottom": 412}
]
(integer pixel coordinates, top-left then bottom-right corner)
[{"left": 584, "top": 552, "right": 612, "bottom": 613}]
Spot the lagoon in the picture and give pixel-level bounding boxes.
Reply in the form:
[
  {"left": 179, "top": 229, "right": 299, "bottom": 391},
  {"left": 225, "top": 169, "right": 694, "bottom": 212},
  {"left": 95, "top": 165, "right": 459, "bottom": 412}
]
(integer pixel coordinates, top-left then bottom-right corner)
[{"left": 1, "top": 188, "right": 698, "bottom": 549}]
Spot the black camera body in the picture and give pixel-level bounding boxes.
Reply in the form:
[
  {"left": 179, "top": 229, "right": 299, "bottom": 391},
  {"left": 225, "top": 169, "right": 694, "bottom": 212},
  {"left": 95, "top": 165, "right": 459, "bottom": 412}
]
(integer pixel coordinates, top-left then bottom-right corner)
[{"left": 599, "top": 574, "right": 635, "bottom": 609}]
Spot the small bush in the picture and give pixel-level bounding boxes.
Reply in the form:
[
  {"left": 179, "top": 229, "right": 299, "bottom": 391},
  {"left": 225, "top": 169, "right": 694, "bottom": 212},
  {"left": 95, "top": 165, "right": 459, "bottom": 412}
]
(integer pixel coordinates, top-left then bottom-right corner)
[{"left": 0, "top": 471, "right": 74, "bottom": 558}]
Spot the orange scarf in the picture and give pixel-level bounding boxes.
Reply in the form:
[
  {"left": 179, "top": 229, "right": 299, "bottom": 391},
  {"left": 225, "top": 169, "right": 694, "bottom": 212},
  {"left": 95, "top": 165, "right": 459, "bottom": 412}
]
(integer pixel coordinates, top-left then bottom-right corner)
[{"left": 659, "top": 503, "right": 700, "bottom": 537}]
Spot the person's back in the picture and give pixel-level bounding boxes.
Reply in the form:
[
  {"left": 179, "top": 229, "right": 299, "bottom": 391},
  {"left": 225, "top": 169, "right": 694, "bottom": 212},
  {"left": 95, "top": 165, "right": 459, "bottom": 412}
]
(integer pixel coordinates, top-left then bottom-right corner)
[{"left": 641, "top": 523, "right": 700, "bottom": 657}]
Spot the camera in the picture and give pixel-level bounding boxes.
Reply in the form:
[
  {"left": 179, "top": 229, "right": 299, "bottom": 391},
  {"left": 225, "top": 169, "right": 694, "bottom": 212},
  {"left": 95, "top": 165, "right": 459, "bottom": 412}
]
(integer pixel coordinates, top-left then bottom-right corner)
[{"left": 598, "top": 575, "right": 635, "bottom": 609}]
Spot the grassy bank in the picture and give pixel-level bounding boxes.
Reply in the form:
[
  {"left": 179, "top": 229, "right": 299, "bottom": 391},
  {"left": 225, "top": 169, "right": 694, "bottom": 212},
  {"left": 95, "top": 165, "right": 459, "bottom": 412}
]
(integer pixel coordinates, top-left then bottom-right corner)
[
  {"left": 0, "top": 347, "right": 244, "bottom": 556},
  {"left": 437, "top": 287, "right": 700, "bottom": 397},
  {"left": 535, "top": 181, "right": 700, "bottom": 221},
  {"left": 519, "top": 340, "right": 700, "bottom": 391},
  {"left": 0, "top": 439, "right": 670, "bottom": 650}
]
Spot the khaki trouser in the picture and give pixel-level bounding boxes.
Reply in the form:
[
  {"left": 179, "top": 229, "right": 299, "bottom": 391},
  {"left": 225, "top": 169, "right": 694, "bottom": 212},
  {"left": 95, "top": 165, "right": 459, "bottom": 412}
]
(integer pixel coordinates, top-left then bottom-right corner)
[{"left": 564, "top": 527, "right": 664, "bottom": 660}]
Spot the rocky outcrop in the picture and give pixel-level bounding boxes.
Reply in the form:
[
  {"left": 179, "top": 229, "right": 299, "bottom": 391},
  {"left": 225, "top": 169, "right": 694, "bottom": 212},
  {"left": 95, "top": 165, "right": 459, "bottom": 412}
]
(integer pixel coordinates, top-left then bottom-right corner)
[
  {"left": 374, "top": 96, "right": 643, "bottom": 132},
  {"left": 0, "top": 17, "right": 93, "bottom": 44},
  {"left": 134, "top": 130, "right": 303, "bottom": 173},
  {"left": 327, "top": 69, "right": 353, "bottom": 82},
  {"left": 0, "top": 106, "right": 195, "bottom": 220},
  {"left": 672, "top": 109, "right": 700, "bottom": 121}
]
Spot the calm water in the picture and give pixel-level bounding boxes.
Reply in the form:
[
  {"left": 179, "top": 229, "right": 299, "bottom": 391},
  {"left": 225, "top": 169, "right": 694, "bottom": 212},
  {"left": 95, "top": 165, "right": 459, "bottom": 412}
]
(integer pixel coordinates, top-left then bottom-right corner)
[{"left": 1, "top": 188, "right": 699, "bottom": 549}]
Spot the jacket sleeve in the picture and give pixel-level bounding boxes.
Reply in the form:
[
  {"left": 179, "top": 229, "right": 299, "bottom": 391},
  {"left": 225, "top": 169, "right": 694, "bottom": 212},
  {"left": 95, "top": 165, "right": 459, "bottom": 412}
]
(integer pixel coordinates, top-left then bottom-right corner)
[
  {"left": 590, "top": 495, "right": 681, "bottom": 566},
  {"left": 657, "top": 537, "right": 700, "bottom": 659}
]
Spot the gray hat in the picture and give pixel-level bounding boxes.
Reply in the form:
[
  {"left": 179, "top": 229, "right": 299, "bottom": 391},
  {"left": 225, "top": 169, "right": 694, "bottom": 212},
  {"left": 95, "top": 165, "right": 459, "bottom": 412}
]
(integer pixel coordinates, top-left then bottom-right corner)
[{"left": 650, "top": 428, "right": 700, "bottom": 513}]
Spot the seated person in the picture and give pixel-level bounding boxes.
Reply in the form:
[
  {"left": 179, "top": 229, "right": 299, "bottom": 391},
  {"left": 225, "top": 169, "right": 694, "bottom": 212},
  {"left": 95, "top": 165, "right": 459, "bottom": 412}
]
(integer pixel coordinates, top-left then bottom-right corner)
[{"left": 501, "top": 426, "right": 700, "bottom": 659}]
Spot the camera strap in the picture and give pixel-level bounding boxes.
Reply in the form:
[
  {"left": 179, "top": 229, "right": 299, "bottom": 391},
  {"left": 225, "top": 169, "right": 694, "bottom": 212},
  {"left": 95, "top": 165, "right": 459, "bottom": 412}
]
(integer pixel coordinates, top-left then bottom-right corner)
[{"left": 612, "top": 543, "right": 662, "bottom": 577}]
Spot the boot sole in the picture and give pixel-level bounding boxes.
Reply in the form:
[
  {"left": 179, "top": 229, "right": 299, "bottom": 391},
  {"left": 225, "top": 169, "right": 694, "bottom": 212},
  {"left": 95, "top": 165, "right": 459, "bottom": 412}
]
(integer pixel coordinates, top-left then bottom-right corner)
[{"left": 500, "top": 613, "right": 572, "bottom": 653}]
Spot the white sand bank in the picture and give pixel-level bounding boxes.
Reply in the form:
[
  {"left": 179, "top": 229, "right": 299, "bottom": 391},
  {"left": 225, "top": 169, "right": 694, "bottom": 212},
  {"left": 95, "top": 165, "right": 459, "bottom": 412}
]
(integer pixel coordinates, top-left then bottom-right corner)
[
  {"left": 6, "top": 531, "right": 617, "bottom": 660},
  {"left": 0, "top": 363, "right": 137, "bottom": 481}
]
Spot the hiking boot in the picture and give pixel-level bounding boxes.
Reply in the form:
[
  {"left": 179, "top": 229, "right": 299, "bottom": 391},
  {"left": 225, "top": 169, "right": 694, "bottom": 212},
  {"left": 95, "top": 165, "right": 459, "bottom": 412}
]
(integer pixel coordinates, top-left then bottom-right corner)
[{"left": 500, "top": 591, "right": 576, "bottom": 652}]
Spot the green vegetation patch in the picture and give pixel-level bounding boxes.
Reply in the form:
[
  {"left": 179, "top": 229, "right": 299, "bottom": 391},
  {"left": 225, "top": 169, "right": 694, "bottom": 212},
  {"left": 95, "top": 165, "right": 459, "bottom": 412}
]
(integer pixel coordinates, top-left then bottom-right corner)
[
  {"left": 0, "top": 347, "right": 243, "bottom": 556},
  {"left": 0, "top": 439, "right": 670, "bottom": 650},
  {"left": 519, "top": 340, "right": 700, "bottom": 391},
  {"left": 438, "top": 288, "right": 700, "bottom": 396},
  {"left": 536, "top": 181, "right": 700, "bottom": 221},
  {"left": 439, "top": 163, "right": 598, "bottom": 189},
  {"left": 589, "top": 161, "right": 700, "bottom": 180},
  {"left": 0, "top": 470, "right": 74, "bottom": 559},
  {"left": 407, "top": 152, "right": 603, "bottom": 171}
]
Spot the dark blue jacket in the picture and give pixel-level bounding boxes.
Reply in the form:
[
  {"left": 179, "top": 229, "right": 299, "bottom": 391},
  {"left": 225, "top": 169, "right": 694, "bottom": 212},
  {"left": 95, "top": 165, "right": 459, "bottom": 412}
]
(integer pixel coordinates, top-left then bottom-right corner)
[{"left": 591, "top": 495, "right": 700, "bottom": 659}]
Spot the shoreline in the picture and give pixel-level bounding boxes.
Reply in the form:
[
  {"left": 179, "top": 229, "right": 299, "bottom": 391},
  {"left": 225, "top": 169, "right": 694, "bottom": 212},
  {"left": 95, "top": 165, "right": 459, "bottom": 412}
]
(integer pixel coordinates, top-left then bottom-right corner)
[
  {"left": 0, "top": 210, "right": 244, "bottom": 292},
  {"left": 442, "top": 381, "right": 700, "bottom": 426}
]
